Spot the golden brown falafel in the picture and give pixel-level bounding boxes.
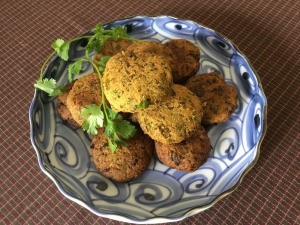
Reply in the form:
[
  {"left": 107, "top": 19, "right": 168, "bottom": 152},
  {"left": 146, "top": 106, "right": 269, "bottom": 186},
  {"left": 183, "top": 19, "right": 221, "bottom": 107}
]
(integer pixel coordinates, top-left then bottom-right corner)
[
  {"left": 165, "top": 39, "right": 200, "bottom": 83},
  {"left": 185, "top": 72, "right": 238, "bottom": 124},
  {"left": 138, "top": 84, "right": 203, "bottom": 144},
  {"left": 66, "top": 73, "right": 102, "bottom": 125},
  {"left": 103, "top": 51, "right": 173, "bottom": 113},
  {"left": 155, "top": 126, "right": 211, "bottom": 172},
  {"left": 201, "top": 84, "right": 238, "bottom": 124},
  {"left": 91, "top": 128, "right": 154, "bottom": 182},
  {"left": 93, "top": 38, "right": 133, "bottom": 66},
  {"left": 126, "top": 40, "right": 175, "bottom": 70},
  {"left": 185, "top": 71, "right": 225, "bottom": 97},
  {"left": 57, "top": 82, "right": 81, "bottom": 129}
]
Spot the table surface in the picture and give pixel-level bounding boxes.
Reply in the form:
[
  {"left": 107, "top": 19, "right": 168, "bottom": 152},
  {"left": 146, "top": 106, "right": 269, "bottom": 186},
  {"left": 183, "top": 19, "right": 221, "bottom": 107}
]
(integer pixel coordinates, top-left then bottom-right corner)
[{"left": 1, "top": 0, "right": 299, "bottom": 224}]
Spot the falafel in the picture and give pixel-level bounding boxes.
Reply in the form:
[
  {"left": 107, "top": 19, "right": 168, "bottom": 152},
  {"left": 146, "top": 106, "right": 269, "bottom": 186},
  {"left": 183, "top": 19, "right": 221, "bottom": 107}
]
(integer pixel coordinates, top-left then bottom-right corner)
[
  {"left": 185, "top": 71, "right": 225, "bottom": 97},
  {"left": 103, "top": 51, "right": 173, "bottom": 113},
  {"left": 138, "top": 84, "right": 203, "bottom": 144},
  {"left": 57, "top": 82, "right": 81, "bottom": 129},
  {"left": 126, "top": 40, "right": 175, "bottom": 70},
  {"left": 155, "top": 126, "right": 211, "bottom": 172},
  {"left": 91, "top": 128, "right": 154, "bottom": 182},
  {"left": 165, "top": 39, "right": 200, "bottom": 83},
  {"left": 66, "top": 73, "right": 102, "bottom": 125},
  {"left": 93, "top": 38, "right": 133, "bottom": 66},
  {"left": 185, "top": 72, "right": 238, "bottom": 124}
]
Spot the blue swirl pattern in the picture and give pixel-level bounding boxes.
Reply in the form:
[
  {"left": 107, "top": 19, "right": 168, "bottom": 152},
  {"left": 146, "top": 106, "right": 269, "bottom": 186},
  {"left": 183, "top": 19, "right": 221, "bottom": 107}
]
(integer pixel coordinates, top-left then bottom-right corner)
[{"left": 29, "top": 16, "right": 267, "bottom": 223}]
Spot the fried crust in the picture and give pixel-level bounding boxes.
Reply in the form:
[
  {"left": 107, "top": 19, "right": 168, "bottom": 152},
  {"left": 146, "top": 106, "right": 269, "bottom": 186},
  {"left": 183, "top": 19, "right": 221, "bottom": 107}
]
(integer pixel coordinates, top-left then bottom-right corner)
[
  {"left": 185, "top": 72, "right": 238, "bottom": 124},
  {"left": 103, "top": 51, "right": 173, "bottom": 113},
  {"left": 165, "top": 39, "right": 200, "bottom": 83},
  {"left": 91, "top": 129, "right": 154, "bottom": 182},
  {"left": 138, "top": 84, "right": 203, "bottom": 144},
  {"left": 155, "top": 126, "right": 211, "bottom": 172},
  {"left": 66, "top": 73, "right": 102, "bottom": 125}
]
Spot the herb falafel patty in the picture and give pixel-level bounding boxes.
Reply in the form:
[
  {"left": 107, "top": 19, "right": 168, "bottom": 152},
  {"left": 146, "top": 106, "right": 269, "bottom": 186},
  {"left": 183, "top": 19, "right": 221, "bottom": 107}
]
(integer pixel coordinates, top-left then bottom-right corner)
[
  {"left": 185, "top": 72, "right": 238, "bottom": 124},
  {"left": 138, "top": 84, "right": 203, "bottom": 144},
  {"left": 91, "top": 128, "right": 154, "bottom": 182},
  {"left": 155, "top": 126, "right": 211, "bottom": 172},
  {"left": 126, "top": 40, "right": 175, "bottom": 70},
  {"left": 57, "top": 82, "right": 81, "bottom": 129},
  {"left": 165, "top": 39, "right": 200, "bottom": 83},
  {"left": 103, "top": 51, "right": 173, "bottom": 113},
  {"left": 66, "top": 73, "right": 102, "bottom": 125},
  {"left": 93, "top": 38, "right": 132, "bottom": 66}
]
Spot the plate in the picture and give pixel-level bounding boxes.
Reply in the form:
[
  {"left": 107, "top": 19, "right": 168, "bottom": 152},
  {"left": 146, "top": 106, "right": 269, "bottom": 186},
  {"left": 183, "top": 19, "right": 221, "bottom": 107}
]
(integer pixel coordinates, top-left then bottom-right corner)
[{"left": 29, "top": 15, "right": 267, "bottom": 224}]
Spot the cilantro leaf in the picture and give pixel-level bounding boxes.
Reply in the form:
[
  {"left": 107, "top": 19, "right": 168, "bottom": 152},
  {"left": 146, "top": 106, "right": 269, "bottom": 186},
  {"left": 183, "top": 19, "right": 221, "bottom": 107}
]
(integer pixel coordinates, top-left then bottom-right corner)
[
  {"left": 111, "top": 26, "right": 129, "bottom": 39},
  {"left": 51, "top": 86, "right": 68, "bottom": 96},
  {"left": 34, "top": 78, "right": 64, "bottom": 96},
  {"left": 98, "top": 56, "right": 110, "bottom": 74},
  {"left": 51, "top": 39, "right": 64, "bottom": 50},
  {"left": 80, "top": 104, "right": 104, "bottom": 135},
  {"left": 105, "top": 119, "right": 132, "bottom": 153},
  {"left": 104, "top": 119, "right": 116, "bottom": 137},
  {"left": 104, "top": 108, "right": 137, "bottom": 140},
  {"left": 102, "top": 107, "right": 136, "bottom": 152},
  {"left": 95, "top": 24, "right": 105, "bottom": 34},
  {"left": 68, "top": 60, "right": 83, "bottom": 82},
  {"left": 108, "top": 138, "right": 118, "bottom": 153},
  {"left": 86, "top": 24, "right": 131, "bottom": 54},
  {"left": 51, "top": 39, "right": 70, "bottom": 61},
  {"left": 86, "top": 31, "right": 106, "bottom": 54},
  {"left": 114, "top": 115, "right": 137, "bottom": 139}
]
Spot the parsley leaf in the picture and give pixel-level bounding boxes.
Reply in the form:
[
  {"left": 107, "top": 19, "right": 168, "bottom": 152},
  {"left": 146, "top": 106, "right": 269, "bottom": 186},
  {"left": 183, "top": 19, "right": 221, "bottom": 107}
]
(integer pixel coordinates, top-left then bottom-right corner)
[
  {"left": 51, "top": 39, "right": 70, "bottom": 61},
  {"left": 80, "top": 104, "right": 104, "bottom": 135},
  {"left": 34, "top": 78, "right": 65, "bottom": 96},
  {"left": 68, "top": 60, "right": 83, "bottom": 82}
]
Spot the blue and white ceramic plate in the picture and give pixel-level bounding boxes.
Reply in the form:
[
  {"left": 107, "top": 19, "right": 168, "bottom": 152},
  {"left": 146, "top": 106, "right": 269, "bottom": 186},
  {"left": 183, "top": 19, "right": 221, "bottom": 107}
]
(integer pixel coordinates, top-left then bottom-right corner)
[{"left": 29, "top": 16, "right": 267, "bottom": 224}]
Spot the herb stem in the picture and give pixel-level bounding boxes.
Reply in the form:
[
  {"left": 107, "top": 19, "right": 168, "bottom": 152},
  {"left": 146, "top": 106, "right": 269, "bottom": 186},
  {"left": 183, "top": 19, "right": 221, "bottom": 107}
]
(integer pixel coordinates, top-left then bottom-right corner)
[
  {"left": 89, "top": 59, "right": 109, "bottom": 119},
  {"left": 85, "top": 35, "right": 97, "bottom": 58},
  {"left": 39, "top": 51, "right": 56, "bottom": 80},
  {"left": 71, "top": 35, "right": 93, "bottom": 42}
]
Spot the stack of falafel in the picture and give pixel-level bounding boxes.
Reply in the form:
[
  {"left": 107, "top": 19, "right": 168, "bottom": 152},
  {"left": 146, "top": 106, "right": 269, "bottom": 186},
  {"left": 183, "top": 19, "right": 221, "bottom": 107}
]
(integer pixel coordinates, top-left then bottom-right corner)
[{"left": 57, "top": 38, "right": 238, "bottom": 182}]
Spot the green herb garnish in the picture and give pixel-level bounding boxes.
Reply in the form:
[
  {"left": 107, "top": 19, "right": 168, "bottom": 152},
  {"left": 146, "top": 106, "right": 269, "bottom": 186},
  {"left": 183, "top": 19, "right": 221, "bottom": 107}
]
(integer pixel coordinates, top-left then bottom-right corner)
[
  {"left": 80, "top": 104, "right": 104, "bottom": 135},
  {"left": 33, "top": 78, "right": 68, "bottom": 96},
  {"left": 68, "top": 60, "right": 83, "bottom": 82},
  {"left": 51, "top": 39, "right": 70, "bottom": 61},
  {"left": 137, "top": 99, "right": 150, "bottom": 109},
  {"left": 34, "top": 24, "right": 136, "bottom": 152}
]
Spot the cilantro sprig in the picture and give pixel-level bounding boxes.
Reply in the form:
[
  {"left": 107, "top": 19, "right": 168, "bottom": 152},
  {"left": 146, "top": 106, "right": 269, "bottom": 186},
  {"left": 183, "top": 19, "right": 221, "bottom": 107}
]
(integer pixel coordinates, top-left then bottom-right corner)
[
  {"left": 80, "top": 104, "right": 104, "bottom": 135},
  {"left": 34, "top": 78, "right": 68, "bottom": 96},
  {"left": 34, "top": 24, "right": 137, "bottom": 152},
  {"left": 104, "top": 107, "right": 137, "bottom": 152}
]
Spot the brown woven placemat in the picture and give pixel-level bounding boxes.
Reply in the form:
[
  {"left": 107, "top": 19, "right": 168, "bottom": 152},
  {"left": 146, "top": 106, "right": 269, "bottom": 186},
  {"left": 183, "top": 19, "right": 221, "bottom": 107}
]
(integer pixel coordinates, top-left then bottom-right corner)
[{"left": 1, "top": 0, "right": 299, "bottom": 224}]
